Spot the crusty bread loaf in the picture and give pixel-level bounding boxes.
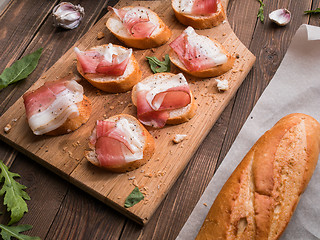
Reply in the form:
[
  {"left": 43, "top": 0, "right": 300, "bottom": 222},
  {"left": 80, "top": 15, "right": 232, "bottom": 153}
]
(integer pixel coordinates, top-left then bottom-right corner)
[
  {"left": 106, "top": 6, "right": 171, "bottom": 49},
  {"left": 76, "top": 44, "right": 142, "bottom": 93},
  {"left": 131, "top": 72, "right": 197, "bottom": 126},
  {"left": 47, "top": 95, "right": 91, "bottom": 135},
  {"left": 196, "top": 113, "right": 320, "bottom": 240},
  {"left": 172, "top": 0, "right": 226, "bottom": 29},
  {"left": 85, "top": 114, "right": 155, "bottom": 172},
  {"left": 169, "top": 29, "right": 234, "bottom": 78}
]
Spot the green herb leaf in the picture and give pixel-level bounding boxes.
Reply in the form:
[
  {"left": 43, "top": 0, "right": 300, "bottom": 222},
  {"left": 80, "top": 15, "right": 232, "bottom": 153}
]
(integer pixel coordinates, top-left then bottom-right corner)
[
  {"left": 146, "top": 54, "right": 171, "bottom": 73},
  {"left": 124, "top": 187, "right": 144, "bottom": 208},
  {"left": 0, "top": 48, "right": 43, "bottom": 90},
  {"left": 304, "top": 8, "right": 320, "bottom": 14},
  {"left": 0, "top": 224, "right": 40, "bottom": 240},
  {"left": 257, "top": 0, "right": 265, "bottom": 22},
  {"left": 0, "top": 161, "right": 30, "bottom": 225}
]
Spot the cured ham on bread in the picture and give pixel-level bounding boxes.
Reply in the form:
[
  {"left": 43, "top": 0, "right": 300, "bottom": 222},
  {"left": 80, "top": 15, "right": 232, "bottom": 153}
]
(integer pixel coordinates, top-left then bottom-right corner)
[
  {"left": 23, "top": 78, "right": 91, "bottom": 135},
  {"left": 169, "top": 26, "right": 234, "bottom": 78},
  {"left": 131, "top": 72, "right": 196, "bottom": 128},
  {"left": 75, "top": 44, "right": 141, "bottom": 93},
  {"left": 85, "top": 114, "right": 155, "bottom": 172},
  {"left": 172, "top": 0, "right": 226, "bottom": 29},
  {"left": 196, "top": 113, "right": 320, "bottom": 240},
  {"left": 106, "top": 6, "right": 172, "bottom": 49}
]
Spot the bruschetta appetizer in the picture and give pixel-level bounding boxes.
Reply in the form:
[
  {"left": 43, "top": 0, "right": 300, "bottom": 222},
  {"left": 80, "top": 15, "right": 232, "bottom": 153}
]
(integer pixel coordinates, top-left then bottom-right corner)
[
  {"left": 85, "top": 114, "right": 155, "bottom": 172},
  {"left": 75, "top": 44, "right": 141, "bottom": 93},
  {"left": 172, "top": 0, "right": 226, "bottom": 29},
  {"left": 169, "top": 26, "right": 234, "bottom": 78},
  {"left": 131, "top": 72, "right": 196, "bottom": 128},
  {"left": 23, "top": 78, "right": 91, "bottom": 135},
  {"left": 106, "top": 6, "right": 172, "bottom": 49}
]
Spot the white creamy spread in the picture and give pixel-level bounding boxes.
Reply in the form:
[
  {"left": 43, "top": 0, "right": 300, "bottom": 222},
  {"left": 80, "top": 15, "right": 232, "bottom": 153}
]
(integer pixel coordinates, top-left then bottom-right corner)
[
  {"left": 28, "top": 80, "right": 83, "bottom": 135},
  {"left": 184, "top": 26, "right": 227, "bottom": 65},
  {"left": 116, "top": 118, "right": 144, "bottom": 162},
  {"left": 136, "top": 73, "right": 188, "bottom": 111}
]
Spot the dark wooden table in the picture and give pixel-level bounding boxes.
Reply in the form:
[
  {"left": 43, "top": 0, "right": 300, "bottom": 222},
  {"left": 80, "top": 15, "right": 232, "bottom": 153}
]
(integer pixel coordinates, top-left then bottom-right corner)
[{"left": 0, "top": 0, "right": 319, "bottom": 239}]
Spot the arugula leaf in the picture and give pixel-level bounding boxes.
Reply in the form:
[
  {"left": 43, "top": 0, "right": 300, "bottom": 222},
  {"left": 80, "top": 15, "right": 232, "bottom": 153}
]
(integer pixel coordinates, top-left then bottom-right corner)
[
  {"left": 0, "top": 224, "right": 40, "bottom": 240},
  {"left": 146, "top": 54, "right": 171, "bottom": 73},
  {"left": 124, "top": 187, "right": 144, "bottom": 208},
  {"left": 257, "top": 0, "right": 265, "bottom": 22},
  {"left": 304, "top": 8, "right": 320, "bottom": 14},
  {"left": 0, "top": 48, "right": 43, "bottom": 90},
  {"left": 0, "top": 161, "right": 30, "bottom": 225}
]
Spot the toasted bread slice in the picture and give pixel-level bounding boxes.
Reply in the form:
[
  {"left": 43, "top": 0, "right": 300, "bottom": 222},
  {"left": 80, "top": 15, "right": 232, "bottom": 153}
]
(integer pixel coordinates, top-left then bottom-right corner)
[
  {"left": 172, "top": 0, "right": 226, "bottom": 29},
  {"left": 106, "top": 6, "right": 172, "bottom": 49},
  {"left": 85, "top": 114, "right": 155, "bottom": 172},
  {"left": 76, "top": 44, "right": 142, "bottom": 93},
  {"left": 47, "top": 95, "right": 91, "bottom": 135},
  {"left": 131, "top": 72, "right": 196, "bottom": 127},
  {"left": 169, "top": 27, "right": 234, "bottom": 78}
]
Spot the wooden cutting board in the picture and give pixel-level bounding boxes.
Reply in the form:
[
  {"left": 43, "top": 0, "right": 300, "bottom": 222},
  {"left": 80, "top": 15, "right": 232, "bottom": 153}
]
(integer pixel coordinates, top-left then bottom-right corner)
[{"left": 0, "top": 0, "right": 255, "bottom": 224}]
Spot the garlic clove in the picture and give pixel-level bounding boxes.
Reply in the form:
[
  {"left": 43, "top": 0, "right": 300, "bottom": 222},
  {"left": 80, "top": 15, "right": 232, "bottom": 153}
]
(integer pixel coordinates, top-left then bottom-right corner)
[
  {"left": 269, "top": 8, "right": 291, "bottom": 26},
  {"left": 52, "top": 2, "right": 85, "bottom": 30}
]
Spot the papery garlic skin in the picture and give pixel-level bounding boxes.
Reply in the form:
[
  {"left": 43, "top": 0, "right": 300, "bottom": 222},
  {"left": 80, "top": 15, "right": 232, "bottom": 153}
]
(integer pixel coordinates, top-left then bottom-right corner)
[
  {"left": 52, "top": 2, "right": 84, "bottom": 29},
  {"left": 269, "top": 9, "right": 291, "bottom": 26}
]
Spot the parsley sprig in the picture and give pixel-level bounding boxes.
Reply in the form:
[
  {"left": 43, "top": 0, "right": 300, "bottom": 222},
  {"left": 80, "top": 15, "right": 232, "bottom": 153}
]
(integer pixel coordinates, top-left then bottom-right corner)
[{"left": 257, "top": 0, "right": 265, "bottom": 22}]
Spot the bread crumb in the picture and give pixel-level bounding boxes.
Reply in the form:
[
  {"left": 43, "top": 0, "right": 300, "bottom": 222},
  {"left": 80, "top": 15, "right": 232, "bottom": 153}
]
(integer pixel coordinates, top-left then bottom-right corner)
[
  {"left": 110, "top": 106, "right": 115, "bottom": 110},
  {"left": 173, "top": 134, "right": 187, "bottom": 144},
  {"left": 97, "top": 31, "right": 104, "bottom": 40},
  {"left": 3, "top": 124, "right": 11, "bottom": 134},
  {"left": 128, "top": 176, "right": 136, "bottom": 180},
  {"left": 203, "top": 203, "right": 208, "bottom": 207},
  {"left": 216, "top": 79, "right": 229, "bottom": 91}
]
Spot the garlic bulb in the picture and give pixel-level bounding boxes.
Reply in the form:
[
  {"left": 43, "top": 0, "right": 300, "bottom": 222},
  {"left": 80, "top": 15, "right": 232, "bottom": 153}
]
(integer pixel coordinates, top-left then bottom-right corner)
[
  {"left": 52, "top": 2, "right": 84, "bottom": 29},
  {"left": 269, "top": 9, "right": 291, "bottom": 26}
]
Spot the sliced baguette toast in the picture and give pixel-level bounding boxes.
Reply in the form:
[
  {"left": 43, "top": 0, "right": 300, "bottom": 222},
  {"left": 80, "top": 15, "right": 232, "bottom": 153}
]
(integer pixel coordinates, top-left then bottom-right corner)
[
  {"left": 169, "top": 27, "right": 234, "bottom": 78},
  {"left": 85, "top": 114, "right": 155, "bottom": 172},
  {"left": 76, "top": 44, "right": 142, "bottom": 93},
  {"left": 131, "top": 72, "right": 196, "bottom": 127},
  {"left": 172, "top": 0, "right": 226, "bottom": 29},
  {"left": 106, "top": 6, "right": 172, "bottom": 49}
]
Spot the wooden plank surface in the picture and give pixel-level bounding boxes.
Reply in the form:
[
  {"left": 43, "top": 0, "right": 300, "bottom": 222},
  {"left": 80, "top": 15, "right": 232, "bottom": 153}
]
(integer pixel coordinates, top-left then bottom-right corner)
[{"left": 0, "top": 0, "right": 254, "bottom": 224}]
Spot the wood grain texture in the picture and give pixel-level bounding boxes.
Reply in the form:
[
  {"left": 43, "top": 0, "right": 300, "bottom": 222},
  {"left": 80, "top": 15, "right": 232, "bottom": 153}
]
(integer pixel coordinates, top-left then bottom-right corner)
[{"left": 0, "top": 0, "right": 254, "bottom": 225}]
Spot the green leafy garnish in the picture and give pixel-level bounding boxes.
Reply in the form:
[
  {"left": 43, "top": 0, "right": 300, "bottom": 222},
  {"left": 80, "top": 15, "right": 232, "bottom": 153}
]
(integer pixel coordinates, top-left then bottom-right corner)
[
  {"left": 257, "top": 0, "right": 265, "bottom": 22},
  {"left": 304, "top": 8, "right": 320, "bottom": 14},
  {"left": 0, "top": 224, "right": 40, "bottom": 240},
  {"left": 124, "top": 187, "right": 144, "bottom": 208},
  {"left": 0, "top": 48, "right": 43, "bottom": 90},
  {"left": 0, "top": 161, "right": 30, "bottom": 225},
  {"left": 146, "top": 54, "right": 171, "bottom": 73}
]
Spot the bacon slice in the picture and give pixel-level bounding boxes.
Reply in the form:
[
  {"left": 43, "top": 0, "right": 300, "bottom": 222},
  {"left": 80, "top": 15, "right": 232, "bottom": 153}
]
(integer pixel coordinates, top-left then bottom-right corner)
[
  {"left": 169, "top": 26, "right": 227, "bottom": 72},
  {"left": 90, "top": 120, "right": 143, "bottom": 167},
  {"left": 135, "top": 73, "right": 191, "bottom": 128},
  {"left": 74, "top": 44, "right": 132, "bottom": 76},
  {"left": 109, "top": 7, "right": 157, "bottom": 39},
  {"left": 191, "top": 0, "right": 218, "bottom": 15},
  {"left": 23, "top": 79, "right": 83, "bottom": 135}
]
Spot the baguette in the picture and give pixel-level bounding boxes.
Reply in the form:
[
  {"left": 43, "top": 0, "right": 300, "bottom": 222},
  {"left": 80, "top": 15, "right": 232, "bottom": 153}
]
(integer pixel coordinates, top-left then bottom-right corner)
[
  {"left": 23, "top": 79, "right": 91, "bottom": 136},
  {"left": 131, "top": 72, "right": 196, "bottom": 128},
  {"left": 169, "top": 26, "right": 234, "bottom": 78},
  {"left": 172, "top": 0, "right": 226, "bottom": 29},
  {"left": 75, "top": 44, "right": 142, "bottom": 93},
  {"left": 85, "top": 114, "right": 155, "bottom": 172},
  {"left": 196, "top": 113, "right": 320, "bottom": 240},
  {"left": 106, "top": 6, "right": 172, "bottom": 49}
]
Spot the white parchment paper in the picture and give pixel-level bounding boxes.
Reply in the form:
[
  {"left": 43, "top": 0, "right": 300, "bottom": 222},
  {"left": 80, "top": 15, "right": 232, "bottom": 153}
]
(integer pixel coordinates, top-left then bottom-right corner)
[{"left": 177, "top": 24, "right": 320, "bottom": 240}]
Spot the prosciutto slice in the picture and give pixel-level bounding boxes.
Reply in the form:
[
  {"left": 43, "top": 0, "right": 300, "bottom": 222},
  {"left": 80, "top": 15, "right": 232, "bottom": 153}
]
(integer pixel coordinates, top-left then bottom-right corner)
[
  {"left": 23, "top": 79, "right": 83, "bottom": 135},
  {"left": 135, "top": 73, "right": 191, "bottom": 128},
  {"left": 90, "top": 119, "right": 143, "bottom": 167},
  {"left": 169, "top": 26, "right": 228, "bottom": 72},
  {"left": 74, "top": 44, "right": 132, "bottom": 76},
  {"left": 109, "top": 6, "right": 157, "bottom": 38},
  {"left": 191, "top": 0, "right": 219, "bottom": 15}
]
